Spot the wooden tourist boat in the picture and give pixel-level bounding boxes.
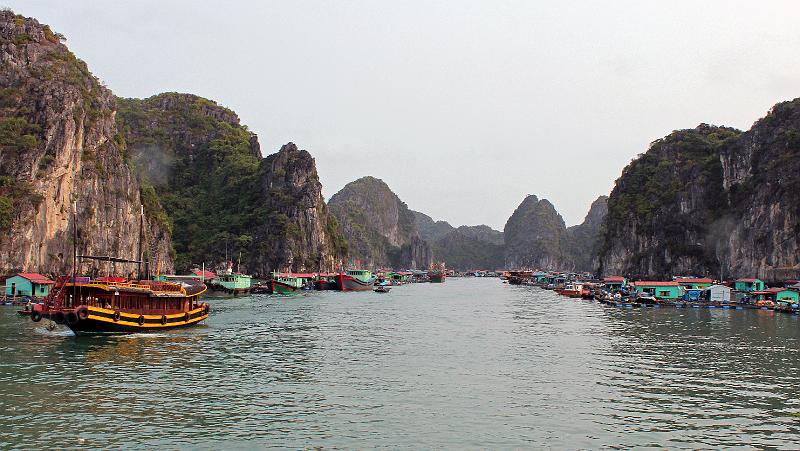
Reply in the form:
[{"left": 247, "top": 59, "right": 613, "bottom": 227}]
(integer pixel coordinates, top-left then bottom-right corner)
[
  {"left": 28, "top": 272, "right": 209, "bottom": 335},
  {"left": 334, "top": 270, "right": 376, "bottom": 292}
]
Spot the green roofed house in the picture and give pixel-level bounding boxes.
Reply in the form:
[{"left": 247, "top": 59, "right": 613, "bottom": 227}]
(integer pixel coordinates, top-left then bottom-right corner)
[
  {"left": 734, "top": 278, "right": 766, "bottom": 292},
  {"left": 633, "top": 281, "right": 683, "bottom": 299},
  {"left": 4, "top": 273, "right": 55, "bottom": 298}
]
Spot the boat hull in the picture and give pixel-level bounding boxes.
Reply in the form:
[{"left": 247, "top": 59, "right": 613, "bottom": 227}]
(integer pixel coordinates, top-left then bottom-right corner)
[
  {"left": 336, "top": 274, "right": 375, "bottom": 292},
  {"left": 271, "top": 280, "right": 300, "bottom": 295},
  {"left": 47, "top": 305, "right": 209, "bottom": 335},
  {"left": 429, "top": 272, "right": 446, "bottom": 283}
]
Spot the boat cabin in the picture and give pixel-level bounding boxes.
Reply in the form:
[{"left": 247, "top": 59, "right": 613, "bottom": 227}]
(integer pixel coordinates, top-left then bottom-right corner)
[
  {"left": 734, "top": 278, "right": 765, "bottom": 292},
  {"left": 4, "top": 273, "right": 55, "bottom": 298},
  {"left": 347, "top": 269, "right": 373, "bottom": 282},
  {"left": 632, "top": 281, "right": 682, "bottom": 299}
]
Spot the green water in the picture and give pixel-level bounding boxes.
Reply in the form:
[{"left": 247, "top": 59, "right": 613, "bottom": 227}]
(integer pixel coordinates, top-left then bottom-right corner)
[{"left": 1, "top": 279, "right": 799, "bottom": 449}]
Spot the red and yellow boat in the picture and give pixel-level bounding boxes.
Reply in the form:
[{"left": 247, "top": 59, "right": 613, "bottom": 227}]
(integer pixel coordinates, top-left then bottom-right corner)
[{"left": 29, "top": 275, "right": 209, "bottom": 335}]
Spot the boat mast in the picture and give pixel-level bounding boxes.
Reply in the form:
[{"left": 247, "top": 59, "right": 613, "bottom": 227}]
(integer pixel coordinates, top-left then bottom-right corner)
[
  {"left": 72, "top": 200, "right": 77, "bottom": 307},
  {"left": 137, "top": 204, "right": 143, "bottom": 279}
]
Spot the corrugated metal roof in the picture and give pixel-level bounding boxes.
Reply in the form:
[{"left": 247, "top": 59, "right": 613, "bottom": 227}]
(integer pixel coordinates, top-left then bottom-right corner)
[{"left": 16, "top": 273, "right": 56, "bottom": 284}]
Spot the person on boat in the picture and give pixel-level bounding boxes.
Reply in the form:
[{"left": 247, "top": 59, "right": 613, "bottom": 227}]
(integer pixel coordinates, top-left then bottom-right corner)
[
  {"left": 105, "top": 301, "right": 112, "bottom": 309},
  {"left": 24, "top": 300, "right": 32, "bottom": 312}
]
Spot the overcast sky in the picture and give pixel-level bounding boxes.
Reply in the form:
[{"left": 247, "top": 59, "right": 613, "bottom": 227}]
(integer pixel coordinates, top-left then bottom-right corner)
[{"left": 8, "top": 1, "right": 800, "bottom": 229}]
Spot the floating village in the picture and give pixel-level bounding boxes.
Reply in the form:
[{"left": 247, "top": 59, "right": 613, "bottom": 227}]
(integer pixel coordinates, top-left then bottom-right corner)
[
  {"left": 502, "top": 270, "right": 800, "bottom": 315},
  {"left": 0, "top": 253, "right": 452, "bottom": 335}
]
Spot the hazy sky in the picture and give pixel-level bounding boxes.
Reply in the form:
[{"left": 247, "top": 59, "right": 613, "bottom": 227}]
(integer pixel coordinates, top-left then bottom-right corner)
[{"left": 8, "top": 1, "right": 800, "bottom": 229}]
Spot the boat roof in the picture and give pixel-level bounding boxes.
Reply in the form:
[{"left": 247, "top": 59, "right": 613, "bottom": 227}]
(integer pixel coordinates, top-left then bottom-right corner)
[
  {"left": 604, "top": 276, "right": 625, "bottom": 282},
  {"left": 192, "top": 269, "right": 217, "bottom": 279},
  {"left": 736, "top": 278, "right": 762, "bottom": 282}
]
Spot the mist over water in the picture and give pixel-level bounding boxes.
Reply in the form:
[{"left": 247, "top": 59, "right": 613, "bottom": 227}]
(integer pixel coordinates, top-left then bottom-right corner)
[{"left": 2, "top": 279, "right": 799, "bottom": 449}]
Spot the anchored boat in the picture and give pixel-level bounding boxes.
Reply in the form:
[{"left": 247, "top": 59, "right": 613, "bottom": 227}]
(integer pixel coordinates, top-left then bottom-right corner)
[
  {"left": 209, "top": 268, "right": 252, "bottom": 295},
  {"left": 428, "top": 262, "right": 447, "bottom": 283},
  {"left": 334, "top": 269, "right": 376, "bottom": 292},
  {"left": 271, "top": 273, "right": 304, "bottom": 294}
]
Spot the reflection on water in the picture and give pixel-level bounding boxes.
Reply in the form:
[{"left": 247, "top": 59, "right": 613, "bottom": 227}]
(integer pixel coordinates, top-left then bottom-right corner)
[{"left": 1, "top": 280, "right": 799, "bottom": 449}]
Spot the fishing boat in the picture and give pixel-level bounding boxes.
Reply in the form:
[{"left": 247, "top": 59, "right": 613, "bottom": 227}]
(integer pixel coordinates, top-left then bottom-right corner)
[
  {"left": 250, "top": 281, "right": 273, "bottom": 294},
  {"left": 271, "top": 273, "right": 304, "bottom": 294},
  {"left": 314, "top": 273, "right": 336, "bottom": 290},
  {"left": 334, "top": 269, "right": 376, "bottom": 292},
  {"left": 556, "top": 282, "right": 583, "bottom": 298},
  {"left": 429, "top": 262, "right": 446, "bottom": 283},
  {"left": 209, "top": 267, "right": 252, "bottom": 295}
]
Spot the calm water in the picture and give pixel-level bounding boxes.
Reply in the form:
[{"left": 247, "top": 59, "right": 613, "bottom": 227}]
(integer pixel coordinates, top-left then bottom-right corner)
[{"left": 1, "top": 278, "right": 800, "bottom": 449}]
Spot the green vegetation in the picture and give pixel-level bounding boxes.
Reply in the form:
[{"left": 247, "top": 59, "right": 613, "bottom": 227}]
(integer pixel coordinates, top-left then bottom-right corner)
[
  {"left": 117, "top": 94, "right": 265, "bottom": 273},
  {"left": 0, "top": 117, "right": 39, "bottom": 152},
  {"left": 604, "top": 126, "right": 739, "bottom": 229},
  {"left": 599, "top": 125, "right": 742, "bottom": 275}
]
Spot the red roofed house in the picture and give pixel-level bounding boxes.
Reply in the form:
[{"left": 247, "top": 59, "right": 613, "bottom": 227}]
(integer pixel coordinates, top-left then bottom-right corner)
[
  {"left": 191, "top": 269, "right": 217, "bottom": 282},
  {"left": 676, "top": 278, "right": 713, "bottom": 290},
  {"left": 4, "top": 273, "right": 56, "bottom": 298},
  {"left": 632, "top": 281, "right": 683, "bottom": 299}
]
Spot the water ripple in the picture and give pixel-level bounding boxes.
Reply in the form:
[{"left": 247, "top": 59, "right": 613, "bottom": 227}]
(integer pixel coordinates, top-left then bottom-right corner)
[{"left": 1, "top": 279, "right": 799, "bottom": 449}]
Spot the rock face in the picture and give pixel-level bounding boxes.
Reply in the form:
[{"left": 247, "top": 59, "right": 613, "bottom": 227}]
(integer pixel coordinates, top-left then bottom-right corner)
[
  {"left": 503, "top": 195, "right": 566, "bottom": 269},
  {"left": 0, "top": 12, "right": 172, "bottom": 276},
  {"left": 502, "top": 194, "right": 608, "bottom": 272},
  {"left": 117, "top": 94, "right": 346, "bottom": 276},
  {"left": 413, "top": 211, "right": 505, "bottom": 270},
  {"left": 329, "top": 176, "right": 432, "bottom": 268},
  {"left": 250, "top": 143, "right": 347, "bottom": 274},
  {"left": 720, "top": 100, "right": 800, "bottom": 281},
  {"left": 600, "top": 102, "right": 800, "bottom": 281},
  {"left": 562, "top": 196, "right": 608, "bottom": 273},
  {"left": 413, "top": 211, "right": 455, "bottom": 243},
  {"left": 433, "top": 226, "right": 505, "bottom": 271}
]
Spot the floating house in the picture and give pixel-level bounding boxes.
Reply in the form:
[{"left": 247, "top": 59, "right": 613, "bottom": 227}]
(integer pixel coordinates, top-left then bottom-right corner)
[
  {"left": 752, "top": 287, "right": 800, "bottom": 302},
  {"left": 734, "top": 278, "right": 766, "bottom": 292},
  {"left": 4, "top": 273, "right": 55, "bottom": 297},
  {"left": 603, "top": 276, "right": 627, "bottom": 290},
  {"left": 533, "top": 271, "right": 549, "bottom": 284},
  {"left": 387, "top": 271, "right": 413, "bottom": 282},
  {"left": 705, "top": 284, "right": 732, "bottom": 303},
  {"left": 676, "top": 278, "right": 713, "bottom": 290},
  {"left": 632, "top": 281, "right": 682, "bottom": 299}
]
